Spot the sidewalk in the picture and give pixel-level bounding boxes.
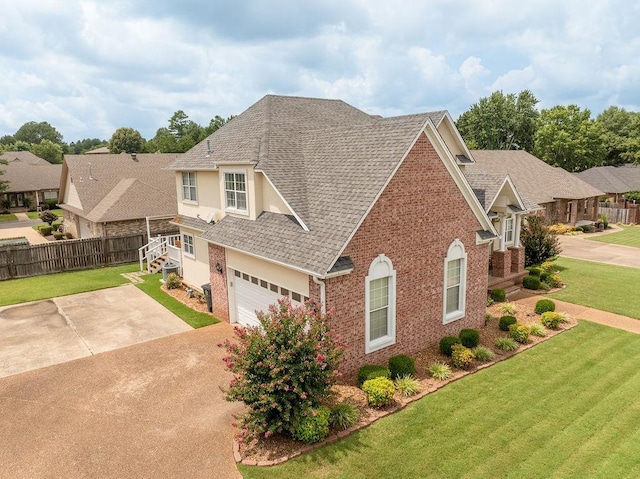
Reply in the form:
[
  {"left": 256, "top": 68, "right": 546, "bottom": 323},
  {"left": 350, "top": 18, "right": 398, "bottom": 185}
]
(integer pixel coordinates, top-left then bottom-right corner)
[
  {"left": 511, "top": 292, "right": 640, "bottom": 335},
  {"left": 14, "top": 212, "right": 30, "bottom": 221}
]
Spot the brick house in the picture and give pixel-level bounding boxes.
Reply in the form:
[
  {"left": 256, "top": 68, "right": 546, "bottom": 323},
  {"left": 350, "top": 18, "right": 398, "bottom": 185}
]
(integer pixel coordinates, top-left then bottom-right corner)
[
  {"left": 167, "top": 95, "right": 499, "bottom": 373},
  {"left": 1, "top": 151, "right": 62, "bottom": 211},
  {"left": 58, "top": 153, "right": 180, "bottom": 239}
]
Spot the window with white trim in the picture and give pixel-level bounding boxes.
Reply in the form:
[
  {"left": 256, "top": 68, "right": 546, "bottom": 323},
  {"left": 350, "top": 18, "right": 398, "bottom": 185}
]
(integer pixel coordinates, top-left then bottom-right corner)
[
  {"left": 504, "top": 216, "right": 514, "bottom": 244},
  {"left": 224, "top": 172, "right": 247, "bottom": 211},
  {"left": 365, "top": 254, "right": 396, "bottom": 353},
  {"left": 443, "top": 239, "right": 467, "bottom": 324},
  {"left": 181, "top": 172, "right": 197, "bottom": 202},
  {"left": 43, "top": 191, "right": 58, "bottom": 200},
  {"left": 182, "top": 233, "right": 195, "bottom": 257}
]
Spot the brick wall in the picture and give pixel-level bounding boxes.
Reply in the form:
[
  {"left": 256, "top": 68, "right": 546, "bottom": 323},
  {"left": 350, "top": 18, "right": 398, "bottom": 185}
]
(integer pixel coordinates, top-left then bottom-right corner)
[
  {"left": 319, "top": 133, "right": 489, "bottom": 375},
  {"left": 103, "top": 218, "right": 178, "bottom": 238},
  {"left": 509, "top": 246, "right": 525, "bottom": 274},
  {"left": 208, "top": 243, "right": 229, "bottom": 322},
  {"left": 491, "top": 250, "right": 512, "bottom": 278}
]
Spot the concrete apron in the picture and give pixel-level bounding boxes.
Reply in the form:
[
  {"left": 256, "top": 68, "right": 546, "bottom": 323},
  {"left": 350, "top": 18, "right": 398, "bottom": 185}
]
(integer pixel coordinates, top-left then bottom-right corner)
[{"left": 0, "top": 285, "right": 192, "bottom": 378}]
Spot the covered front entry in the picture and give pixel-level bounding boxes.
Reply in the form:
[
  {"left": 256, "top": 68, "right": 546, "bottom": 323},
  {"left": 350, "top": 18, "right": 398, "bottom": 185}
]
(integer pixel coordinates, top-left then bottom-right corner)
[{"left": 232, "top": 269, "right": 306, "bottom": 328}]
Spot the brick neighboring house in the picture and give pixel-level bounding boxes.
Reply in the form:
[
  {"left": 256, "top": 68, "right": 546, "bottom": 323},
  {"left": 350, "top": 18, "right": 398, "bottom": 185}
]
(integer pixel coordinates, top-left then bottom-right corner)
[
  {"left": 1, "top": 151, "right": 62, "bottom": 211},
  {"left": 471, "top": 150, "right": 604, "bottom": 225},
  {"left": 167, "top": 94, "right": 500, "bottom": 374},
  {"left": 575, "top": 164, "right": 640, "bottom": 203},
  {"left": 58, "top": 153, "right": 180, "bottom": 239}
]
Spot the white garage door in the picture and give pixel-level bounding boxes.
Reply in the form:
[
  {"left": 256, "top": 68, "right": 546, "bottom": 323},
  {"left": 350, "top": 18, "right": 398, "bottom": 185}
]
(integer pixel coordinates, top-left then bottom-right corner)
[{"left": 233, "top": 270, "right": 306, "bottom": 328}]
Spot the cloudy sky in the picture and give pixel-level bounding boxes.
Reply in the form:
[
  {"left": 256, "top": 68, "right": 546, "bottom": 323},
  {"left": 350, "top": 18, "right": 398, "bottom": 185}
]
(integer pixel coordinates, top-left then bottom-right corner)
[{"left": 1, "top": 0, "right": 639, "bottom": 142}]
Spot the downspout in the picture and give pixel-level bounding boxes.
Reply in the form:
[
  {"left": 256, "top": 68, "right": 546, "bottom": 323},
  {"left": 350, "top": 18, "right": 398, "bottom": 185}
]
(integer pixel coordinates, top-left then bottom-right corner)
[{"left": 312, "top": 276, "right": 326, "bottom": 314}]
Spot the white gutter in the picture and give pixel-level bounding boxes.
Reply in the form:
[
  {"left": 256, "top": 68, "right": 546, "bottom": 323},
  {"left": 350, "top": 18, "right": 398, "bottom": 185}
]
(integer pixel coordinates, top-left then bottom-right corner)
[{"left": 312, "top": 276, "right": 326, "bottom": 313}]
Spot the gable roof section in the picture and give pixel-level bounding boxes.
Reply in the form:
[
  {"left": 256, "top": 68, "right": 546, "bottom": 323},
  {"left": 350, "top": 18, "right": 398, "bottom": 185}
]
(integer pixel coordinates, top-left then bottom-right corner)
[
  {"left": 471, "top": 150, "right": 604, "bottom": 204},
  {"left": 463, "top": 164, "right": 540, "bottom": 212},
  {"left": 0, "top": 151, "right": 62, "bottom": 192},
  {"left": 59, "top": 153, "right": 179, "bottom": 223},
  {"left": 575, "top": 164, "right": 640, "bottom": 194}
]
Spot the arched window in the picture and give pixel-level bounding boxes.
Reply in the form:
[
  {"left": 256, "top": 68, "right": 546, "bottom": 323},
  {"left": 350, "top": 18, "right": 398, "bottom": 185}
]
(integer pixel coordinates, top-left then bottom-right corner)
[
  {"left": 443, "top": 239, "right": 467, "bottom": 324},
  {"left": 365, "top": 254, "right": 396, "bottom": 353}
]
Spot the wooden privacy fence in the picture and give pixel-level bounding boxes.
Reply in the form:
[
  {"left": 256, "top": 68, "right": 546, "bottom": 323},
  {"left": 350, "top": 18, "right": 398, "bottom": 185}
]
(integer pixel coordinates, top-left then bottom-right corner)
[
  {"left": 598, "top": 204, "right": 639, "bottom": 224},
  {"left": 0, "top": 234, "right": 145, "bottom": 280}
]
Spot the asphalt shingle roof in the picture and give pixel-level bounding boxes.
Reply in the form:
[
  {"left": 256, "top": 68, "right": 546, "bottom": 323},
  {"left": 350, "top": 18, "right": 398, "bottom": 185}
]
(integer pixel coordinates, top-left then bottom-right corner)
[
  {"left": 471, "top": 150, "right": 603, "bottom": 204},
  {"left": 575, "top": 164, "right": 640, "bottom": 194},
  {"left": 463, "top": 164, "right": 540, "bottom": 212},
  {"left": 0, "top": 151, "right": 62, "bottom": 192},
  {"left": 61, "top": 153, "right": 179, "bottom": 222}
]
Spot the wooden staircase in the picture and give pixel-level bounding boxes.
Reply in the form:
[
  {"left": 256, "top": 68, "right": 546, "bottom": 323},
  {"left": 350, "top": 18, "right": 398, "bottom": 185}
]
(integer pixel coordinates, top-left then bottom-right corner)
[{"left": 148, "top": 254, "right": 168, "bottom": 274}]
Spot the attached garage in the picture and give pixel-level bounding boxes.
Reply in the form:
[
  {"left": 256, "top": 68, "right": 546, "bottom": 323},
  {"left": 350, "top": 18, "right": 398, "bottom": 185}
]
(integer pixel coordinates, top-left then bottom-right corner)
[{"left": 232, "top": 270, "right": 307, "bottom": 328}]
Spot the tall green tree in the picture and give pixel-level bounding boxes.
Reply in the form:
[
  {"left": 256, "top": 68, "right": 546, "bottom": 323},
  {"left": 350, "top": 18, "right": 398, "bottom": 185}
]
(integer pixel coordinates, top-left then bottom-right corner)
[
  {"left": 456, "top": 90, "right": 540, "bottom": 151},
  {"left": 68, "top": 138, "right": 108, "bottom": 154},
  {"left": 596, "top": 106, "right": 640, "bottom": 165},
  {"left": 0, "top": 147, "right": 8, "bottom": 194},
  {"left": 108, "top": 127, "right": 145, "bottom": 154},
  {"left": 534, "top": 105, "right": 606, "bottom": 172},
  {"left": 31, "top": 139, "right": 64, "bottom": 164},
  {"left": 14, "top": 121, "right": 63, "bottom": 145}
]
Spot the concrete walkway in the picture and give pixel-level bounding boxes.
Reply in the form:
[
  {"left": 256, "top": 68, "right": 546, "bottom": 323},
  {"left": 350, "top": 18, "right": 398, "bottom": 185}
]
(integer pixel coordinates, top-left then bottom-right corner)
[{"left": 558, "top": 227, "right": 640, "bottom": 269}]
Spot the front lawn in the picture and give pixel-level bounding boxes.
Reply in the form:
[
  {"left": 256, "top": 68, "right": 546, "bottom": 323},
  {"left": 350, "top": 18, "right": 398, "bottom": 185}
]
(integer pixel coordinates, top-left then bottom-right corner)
[
  {"left": 548, "top": 257, "right": 640, "bottom": 319},
  {"left": 0, "top": 263, "right": 140, "bottom": 306},
  {"left": 0, "top": 213, "right": 18, "bottom": 222},
  {"left": 586, "top": 225, "right": 640, "bottom": 249},
  {"left": 240, "top": 321, "right": 640, "bottom": 479},
  {"left": 135, "top": 273, "right": 219, "bottom": 328}
]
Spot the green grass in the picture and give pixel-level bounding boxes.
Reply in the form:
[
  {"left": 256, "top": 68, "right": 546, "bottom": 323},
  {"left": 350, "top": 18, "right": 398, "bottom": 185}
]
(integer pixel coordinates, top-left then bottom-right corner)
[
  {"left": 586, "top": 225, "right": 640, "bottom": 249},
  {"left": 0, "top": 213, "right": 18, "bottom": 222},
  {"left": 26, "top": 209, "right": 63, "bottom": 219},
  {"left": 135, "top": 273, "right": 219, "bottom": 328},
  {"left": 240, "top": 322, "right": 640, "bottom": 479},
  {"left": 548, "top": 257, "right": 640, "bottom": 319},
  {"left": 0, "top": 263, "right": 140, "bottom": 306}
]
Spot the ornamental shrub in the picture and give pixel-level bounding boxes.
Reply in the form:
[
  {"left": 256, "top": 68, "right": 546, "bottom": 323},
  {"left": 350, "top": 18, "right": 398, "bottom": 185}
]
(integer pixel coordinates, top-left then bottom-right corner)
[
  {"left": 357, "top": 364, "right": 390, "bottom": 387},
  {"left": 388, "top": 354, "right": 416, "bottom": 379},
  {"left": 220, "top": 298, "right": 343, "bottom": 442},
  {"left": 165, "top": 272, "right": 181, "bottom": 290},
  {"left": 439, "top": 336, "right": 461, "bottom": 356},
  {"left": 529, "top": 323, "right": 547, "bottom": 337},
  {"left": 362, "top": 376, "right": 396, "bottom": 407},
  {"left": 500, "top": 302, "right": 517, "bottom": 315},
  {"left": 528, "top": 267, "right": 542, "bottom": 277},
  {"left": 39, "top": 210, "right": 58, "bottom": 226},
  {"left": 494, "top": 337, "right": 519, "bottom": 352},
  {"left": 541, "top": 311, "right": 564, "bottom": 329},
  {"left": 292, "top": 406, "right": 331, "bottom": 444},
  {"left": 53, "top": 232, "right": 63, "bottom": 240},
  {"left": 428, "top": 362, "right": 452, "bottom": 380},
  {"left": 39, "top": 225, "right": 52, "bottom": 236},
  {"left": 535, "top": 299, "right": 556, "bottom": 314},
  {"left": 509, "top": 322, "right": 531, "bottom": 344},
  {"left": 540, "top": 261, "right": 558, "bottom": 273},
  {"left": 451, "top": 344, "right": 475, "bottom": 369},
  {"left": 522, "top": 275, "right": 541, "bottom": 290},
  {"left": 520, "top": 215, "right": 561, "bottom": 267},
  {"left": 459, "top": 328, "right": 480, "bottom": 348},
  {"left": 394, "top": 375, "right": 422, "bottom": 397},
  {"left": 489, "top": 289, "right": 506, "bottom": 302},
  {"left": 499, "top": 315, "right": 517, "bottom": 331},
  {"left": 329, "top": 403, "right": 359, "bottom": 431},
  {"left": 473, "top": 345, "right": 495, "bottom": 362}
]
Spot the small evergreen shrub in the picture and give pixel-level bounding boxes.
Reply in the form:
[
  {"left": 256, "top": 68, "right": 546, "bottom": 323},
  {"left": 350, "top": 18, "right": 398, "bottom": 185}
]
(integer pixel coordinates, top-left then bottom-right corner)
[
  {"left": 485, "top": 313, "right": 496, "bottom": 323},
  {"left": 451, "top": 344, "right": 475, "bottom": 369},
  {"left": 541, "top": 311, "right": 564, "bottom": 329},
  {"left": 535, "top": 299, "right": 555, "bottom": 314},
  {"left": 439, "top": 336, "right": 461, "bottom": 356},
  {"left": 529, "top": 323, "right": 547, "bottom": 337},
  {"left": 500, "top": 302, "right": 517, "bottom": 315},
  {"left": 486, "top": 297, "right": 495, "bottom": 307},
  {"left": 428, "top": 362, "right": 453, "bottom": 380},
  {"left": 522, "top": 275, "right": 541, "bottom": 290},
  {"left": 509, "top": 322, "right": 531, "bottom": 344},
  {"left": 53, "top": 232, "right": 63, "bottom": 240},
  {"left": 473, "top": 345, "right": 495, "bottom": 362},
  {"left": 165, "top": 272, "right": 182, "bottom": 289},
  {"left": 541, "top": 261, "right": 558, "bottom": 273},
  {"left": 329, "top": 403, "right": 359, "bottom": 431},
  {"left": 388, "top": 354, "right": 416, "bottom": 379},
  {"left": 292, "top": 407, "right": 331, "bottom": 444},
  {"left": 357, "top": 364, "right": 391, "bottom": 387},
  {"left": 40, "top": 225, "right": 52, "bottom": 236},
  {"left": 495, "top": 337, "right": 519, "bottom": 352},
  {"left": 362, "top": 377, "right": 396, "bottom": 407},
  {"left": 539, "top": 272, "right": 552, "bottom": 284},
  {"left": 499, "top": 315, "right": 517, "bottom": 331},
  {"left": 528, "top": 267, "right": 542, "bottom": 277},
  {"left": 394, "top": 375, "right": 422, "bottom": 397},
  {"left": 489, "top": 289, "right": 506, "bottom": 302},
  {"left": 64, "top": 232, "right": 73, "bottom": 239},
  {"left": 459, "top": 329, "right": 480, "bottom": 348},
  {"left": 546, "top": 273, "right": 563, "bottom": 288}
]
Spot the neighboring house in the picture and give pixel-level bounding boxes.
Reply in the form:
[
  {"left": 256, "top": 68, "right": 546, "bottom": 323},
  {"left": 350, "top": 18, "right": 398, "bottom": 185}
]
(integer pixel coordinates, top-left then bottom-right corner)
[
  {"left": 575, "top": 164, "right": 640, "bottom": 203},
  {"left": 0, "top": 151, "right": 62, "bottom": 211},
  {"left": 471, "top": 150, "right": 604, "bottom": 225},
  {"left": 167, "top": 94, "right": 504, "bottom": 373},
  {"left": 58, "top": 153, "right": 180, "bottom": 239},
  {"left": 86, "top": 146, "right": 110, "bottom": 155}
]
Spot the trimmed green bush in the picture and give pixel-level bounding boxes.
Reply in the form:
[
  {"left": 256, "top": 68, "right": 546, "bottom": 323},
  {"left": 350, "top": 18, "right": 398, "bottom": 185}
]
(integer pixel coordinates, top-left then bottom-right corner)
[
  {"left": 541, "top": 311, "right": 564, "bottom": 329},
  {"left": 473, "top": 345, "right": 495, "bottom": 362},
  {"left": 489, "top": 289, "right": 506, "bottom": 302},
  {"left": 329, "top": 403, "right": 359, "bottom": 431},
  {"left": 522, "top": 275, "right": 541, "bottom": 290},
  {"left": 39, "top": 225, "right": 52, "bottom": 236},
  {"left": 362, "top": 377, "right": 396, "bottom": 407},
  {"left": 509, "top": 322, "right": 531, "bottom": 344},
  {"left": 394, "top": 375, "right": 422, "bottom": 397},
  {"left": 388, "top": 354, "right": 416, "bottom": 379},
  {"left": 292, "top": 406, "right": 331, "bottom": 444},
  {"left": 357, "top": 364, "right": 390, "bottom": 387},
  {"left": 428, "top": 362, "right": 452, "bottom": 380},
  {"left": 528, "top": 267, "right": 542, "bottom": 277},
  {"left": 499, "top": 315, "right": 517, "bottom": 331},
  {"left": 439, "top": 336, "right": 461, "bottom": 356},
  {"left": 64, "top": 232, "right": 73, "bottom": 239},
  {"left": 53, "top": 232, "right": 63, "bottom": 240},
  {"left": 495, "top": 337, "right": 519, "bottom": 352},
  {"left": 165, "top": 272, "right": 181, "bottom": 290},
  {"left": 459, "top": 328, "right": 480, "bottom": 348},
  {"left": 535, "top": 299, "right": 556, "bottom": 314},
  {"left": 451, "top": 344, "right": 475, "bottom": 369}
]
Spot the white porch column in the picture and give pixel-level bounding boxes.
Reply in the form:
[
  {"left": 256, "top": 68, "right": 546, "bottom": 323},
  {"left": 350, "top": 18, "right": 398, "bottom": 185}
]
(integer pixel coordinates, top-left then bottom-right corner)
[
  {"left": 499, "top": 215, "right": 506, "bottom": 252},
  {"left": 514, "top": 214, "right": 522, "bottom": 248}
]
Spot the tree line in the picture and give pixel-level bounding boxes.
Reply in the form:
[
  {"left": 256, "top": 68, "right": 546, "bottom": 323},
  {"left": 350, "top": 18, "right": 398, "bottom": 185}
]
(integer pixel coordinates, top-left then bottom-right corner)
[{"left": 456, "top": 90, "right": 640, "bottom": 172}]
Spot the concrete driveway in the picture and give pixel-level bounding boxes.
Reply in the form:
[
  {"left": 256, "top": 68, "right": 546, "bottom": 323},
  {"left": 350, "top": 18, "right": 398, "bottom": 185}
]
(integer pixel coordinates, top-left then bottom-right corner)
[
  {"left": 0, "top": 222, "right": 49, "bottom": 244},
  {"left": 559, "top": 229, "right": 640, "bottom": 269},
  {"left": 0, "top": 285, "right": 192, "bottom": 378},
  {"left": 0, "top": 323, "right": 243, "bottom": 479}
]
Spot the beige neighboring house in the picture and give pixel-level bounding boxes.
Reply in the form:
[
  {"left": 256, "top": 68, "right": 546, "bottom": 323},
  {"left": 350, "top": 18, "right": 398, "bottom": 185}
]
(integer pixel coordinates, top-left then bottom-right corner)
[
  {"left": 1, "top": 151, "right": 62, "bottom": 211},
  {"left": 58, "top": 153, "right": 180, "bottom": 239},
  {"left": 86, "top": 146, "right": 110, "bottom": 154},
  {"left": 471, "top": 150, "right": 604, "bottom": 225},
  {"left": 575, "top": 164, "right": 640, "bottom": 203}
]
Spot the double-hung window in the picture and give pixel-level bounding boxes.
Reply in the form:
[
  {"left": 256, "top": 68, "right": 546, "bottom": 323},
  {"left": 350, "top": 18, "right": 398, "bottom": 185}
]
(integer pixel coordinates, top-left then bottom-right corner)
[
  {"left": 443, "top": 239, "right": 467, "bottom": 323},
  {"left": 504, "top": 216, "right": 514, "bottom": 244},
  {"left": 365, "top": 254, "right": 396, "bottom": 353},
  {"left": 182, "top": 233, "right": 195, "bottom": 257},
  {"left": 182, "top": 172, "right": 197, "bottom": 202},
  {"left": 224, "top": 172, "right": 247, "bottom": 212}
]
